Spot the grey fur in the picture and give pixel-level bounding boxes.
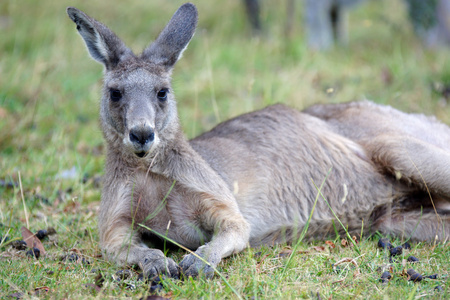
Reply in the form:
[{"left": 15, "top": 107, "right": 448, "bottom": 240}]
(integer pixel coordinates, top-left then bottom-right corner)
[{"left": 67, "top": 3, "right": 450, "bottom": 278}]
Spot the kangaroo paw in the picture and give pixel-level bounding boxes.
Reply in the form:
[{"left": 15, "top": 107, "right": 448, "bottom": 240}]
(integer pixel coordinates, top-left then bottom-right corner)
[
  {"left": 140, "top": 249, "right": 179, "bottom": 279},
  {"left": 179, "top": 245, "right": 220, "bottom": 278}
]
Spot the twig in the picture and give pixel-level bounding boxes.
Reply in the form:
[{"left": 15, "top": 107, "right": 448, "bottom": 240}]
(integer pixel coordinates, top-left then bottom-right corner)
[{"left": 333, "top": 257, "right": 361, "bottom": 277}]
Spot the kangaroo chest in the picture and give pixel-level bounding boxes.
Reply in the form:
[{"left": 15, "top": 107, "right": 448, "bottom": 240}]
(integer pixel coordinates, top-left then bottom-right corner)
[{"left": 130, "top": 172, "right": 213, "bottom": 249}]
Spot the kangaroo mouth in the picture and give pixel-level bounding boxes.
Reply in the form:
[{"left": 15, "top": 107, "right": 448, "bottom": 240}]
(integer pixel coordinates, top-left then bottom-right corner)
[{"left": 135, "top": 151, "right": 147, "bottom": 158}]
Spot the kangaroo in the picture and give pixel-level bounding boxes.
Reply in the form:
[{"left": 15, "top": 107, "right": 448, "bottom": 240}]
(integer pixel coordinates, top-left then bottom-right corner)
[
  {"left": 244, "top": 0, "right": 450, "bottom": 49},
  {"left": 67, "top": 3, "right": 450, "bottom": 279}
]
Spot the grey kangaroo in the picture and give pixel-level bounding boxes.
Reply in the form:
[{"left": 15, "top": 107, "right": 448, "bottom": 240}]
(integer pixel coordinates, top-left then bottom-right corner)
[
  {"left": 67, "top": 3, "right": 450, "bottom": 278},
  {"left": 244, "top": 0, "right": 450, "bottom": 49}
]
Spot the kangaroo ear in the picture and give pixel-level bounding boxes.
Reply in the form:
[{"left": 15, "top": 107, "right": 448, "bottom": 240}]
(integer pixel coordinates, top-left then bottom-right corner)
[
  {"left": 142, "top": 3, "right": 198, "bottom": 69},
  {"left": 67, "top": 7, "right": 133, "bottom": 70}
]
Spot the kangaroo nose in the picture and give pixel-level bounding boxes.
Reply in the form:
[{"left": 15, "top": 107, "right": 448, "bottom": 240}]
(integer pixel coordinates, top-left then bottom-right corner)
[{"left": 129, "top": 126, "right": 155, "bottom": 145}]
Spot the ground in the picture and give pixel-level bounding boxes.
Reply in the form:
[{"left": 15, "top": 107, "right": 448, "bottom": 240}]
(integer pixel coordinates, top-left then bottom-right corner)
[{"left": 0, "top": 0, "right": 449, "bottom": 298}]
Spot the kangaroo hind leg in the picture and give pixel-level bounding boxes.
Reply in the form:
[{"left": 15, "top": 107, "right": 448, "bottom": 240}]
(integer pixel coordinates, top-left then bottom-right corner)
[
  {"left": 369, "top": 135, "right": 450, "bottom": 197},
  {"left": 373, "top": 206, "right": 450, "bottom": 242}
]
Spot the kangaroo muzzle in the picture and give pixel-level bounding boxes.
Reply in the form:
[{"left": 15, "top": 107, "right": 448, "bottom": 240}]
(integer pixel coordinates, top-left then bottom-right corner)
[{"left": 128, "top": 125, "right": 155, "bottom": 157}]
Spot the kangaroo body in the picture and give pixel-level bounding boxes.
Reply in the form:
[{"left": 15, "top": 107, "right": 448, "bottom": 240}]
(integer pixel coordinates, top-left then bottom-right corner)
[{"left": 67, "top": 4, "right": 450, "bottom": 278}]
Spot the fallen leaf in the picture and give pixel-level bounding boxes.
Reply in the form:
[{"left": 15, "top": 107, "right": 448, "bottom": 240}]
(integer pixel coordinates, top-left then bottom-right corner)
[
  {"left": 70, "top": 248, "right": 82, "bottom": 255},
  {"left": 276, "top": 249, "right": 293, "bottom": 258},
  {"left": 63, "top": 201, "right": 80, "bottom": 213},
  {"left": 325, "top": 241, "right": 335, "bottom": 249},
  {"left": 21, "top": 226, "right": 46, "bottom": 255},
  {"left": 34, "top": 286, "right": 49, "bottom": 296},
  {"left": 313, "top": 246, "right": 326, "bottom": 252},
  {"left": 341, "top": 239, "right": 348, "bottom": 247}
]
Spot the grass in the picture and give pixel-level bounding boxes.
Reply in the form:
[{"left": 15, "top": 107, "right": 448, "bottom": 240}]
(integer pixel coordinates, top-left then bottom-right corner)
[{"left": 0, "top": 0, "right": 449, "bottom": 298}]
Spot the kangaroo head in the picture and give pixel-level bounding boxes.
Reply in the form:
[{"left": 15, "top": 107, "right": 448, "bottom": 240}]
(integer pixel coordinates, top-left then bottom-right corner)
[{"left": 67, "top": 4, "right": 198, "bottom": 161}]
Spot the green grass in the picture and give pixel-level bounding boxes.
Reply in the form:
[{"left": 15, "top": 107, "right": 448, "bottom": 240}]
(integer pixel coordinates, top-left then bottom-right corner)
[{"left": 1, "top": 0, "right": 449, "bottom": 298}]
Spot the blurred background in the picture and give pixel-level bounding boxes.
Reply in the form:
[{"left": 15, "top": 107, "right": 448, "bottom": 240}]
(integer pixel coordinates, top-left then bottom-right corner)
[{"left": 1, "top": 0, "right": 450, "bottom": 207}]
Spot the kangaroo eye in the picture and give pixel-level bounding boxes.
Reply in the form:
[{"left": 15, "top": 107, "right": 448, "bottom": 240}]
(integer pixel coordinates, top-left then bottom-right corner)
[
  {"left": 110, "top": 89, "right": 122, "bottom": 101},
  {"left": 157, "top": 88, "right": 168, "bottom": 101}
]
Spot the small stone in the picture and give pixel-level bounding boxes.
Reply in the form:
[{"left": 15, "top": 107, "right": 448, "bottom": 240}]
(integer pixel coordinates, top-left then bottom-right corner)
[
  {"left": 35, "top": 229, "right": 48, "bottom": 240},
  {"left": 332, "top": 264, "right": 344, "bottom": 273},
  {"left": 409, "top": 272, "right": 422, "bottom": 282},
  {"left": 115, "top": 269, "right": 133, "bottom": 280},
  {"left": 434, "top": 285, "right": 443, "bottom": 292},
  {"left": 64, "top": 253, "right": 79, "bottom": 262},
  {"left": 380, "top": 271, "right": 392, "bottom": 284},
  {"left": 11, "top": 240, "right": 27, "bottom": 251},
  {"left": 0, "top": 235, "right": 10, "bottom": 243},
  {"left": 381, "top": 271, "right": 392, "bottom": 280},
  {"left": 81, "top": 257, "right": 91, "bottom": 265},
  {"left": 378, "top": 238, "right": 393, "bottom": 250},
  {"left": 0, "top": 180, "right": 17, "bottom": 189},
  {"left": 26, "top": 247, "right": 41, "bottom": 259},
  {"left": 406, "top": 268, "right": 417, "bottom": 276},
  {"left": 389, "top": 246, "right": 403, "bottom": 257},
  {"left": 402, "top": 242, "right": 411, "bottom": 250},
  {"left": 407, "top": 268, "right": 422, "bottom": 282},
  {"left": 407, "top": 256, "right": 419, "bottom": 263},
  {"left": 388, "top": 257, "right": 399, "bottom": 264}
]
